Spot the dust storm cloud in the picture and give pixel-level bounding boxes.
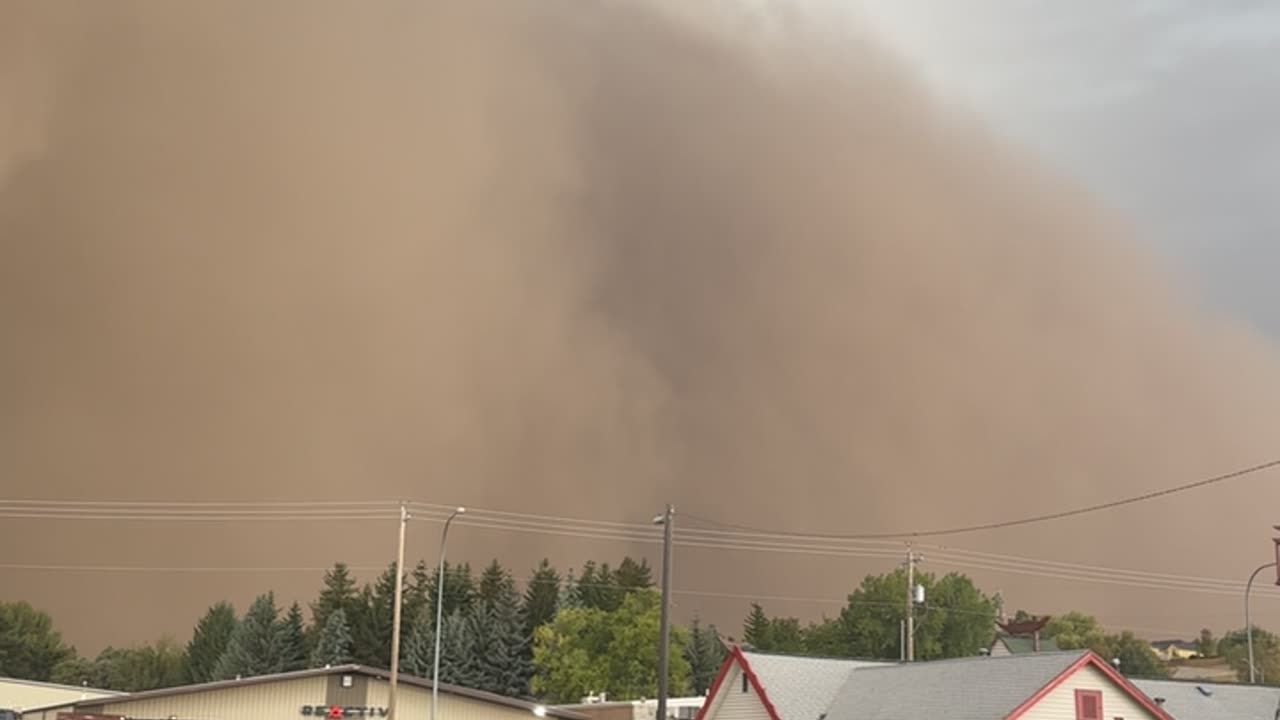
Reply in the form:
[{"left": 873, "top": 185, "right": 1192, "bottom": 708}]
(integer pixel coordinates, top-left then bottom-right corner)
[{"left": 2, "top": 0, "right": 1279, "bottom": 651}]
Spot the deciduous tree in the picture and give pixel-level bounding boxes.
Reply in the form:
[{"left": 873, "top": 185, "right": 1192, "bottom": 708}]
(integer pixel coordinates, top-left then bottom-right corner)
[{"left": 0, "top": 600, "right": 73, "bottom": 681}]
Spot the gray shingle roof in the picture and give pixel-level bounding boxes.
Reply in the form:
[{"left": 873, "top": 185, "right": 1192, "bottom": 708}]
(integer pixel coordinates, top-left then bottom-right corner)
[
  {"left": 994, "top": 635, "right": 1061, "bottom": 654},
  {"left": 739, "top": 651, "right": 887, "bottom": 720},
  {"left": 822, "top": 650, "right": 1089, "bottom": 720},
  {"left": 1132, "top": 678, "right": 1280, "bottom": 720}
]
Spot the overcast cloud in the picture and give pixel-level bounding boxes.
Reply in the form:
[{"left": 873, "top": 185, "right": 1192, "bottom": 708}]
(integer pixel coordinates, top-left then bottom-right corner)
[{"left": 846, "top": 0, "right": 1280, "bottom": 337}]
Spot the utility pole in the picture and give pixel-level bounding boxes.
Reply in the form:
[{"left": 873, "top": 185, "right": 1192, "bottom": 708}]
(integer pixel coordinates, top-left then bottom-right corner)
[
  {"left": 387, "top": 503, "right": 409, "bottom": 720},
  {"left": 905, "top": 547, "right": 923, "bottom": 662},
  {"left": 655, "top": 504, "right": 675, "bottom": 720}
]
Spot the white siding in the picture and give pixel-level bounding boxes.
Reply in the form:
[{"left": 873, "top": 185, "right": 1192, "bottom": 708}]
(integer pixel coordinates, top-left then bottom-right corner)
[
  {"left": 366, "top": 679, "right": 549, "bottom": 720},
  {"left": 1019, "top": 664, "right": 1159, "bottom": 720},
  {"left": 95, "top": 675, "right": 330, "bottom": 718},
  {"left": 702, "top": 664, "right": 771, "bottom": 720}
]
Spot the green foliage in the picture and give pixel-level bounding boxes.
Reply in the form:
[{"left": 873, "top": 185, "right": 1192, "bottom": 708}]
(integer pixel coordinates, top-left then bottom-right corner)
[
  {"left": 401, "top": 606, "right": 434, "bottom": 678},
  {"left": 215, "top": 592, "right": 287, "bottom": 679},
  {"left": 800, "top": 618, "right": 847, "bottom": 657},
  {"left": 185, "top": 602, "right": 237, "bottom": 683},
  {"left": 0, "top": 600, "right": 74, "bottom": 680},
  {"left": 836, "top": 569, "right": 997, "bottom": 660},
  {"left": 532, "top": 590, "right": 690, "bottom": 703},
  {"left": 464, "top": 570, "right": 531, "bottom": 696},
  {"left": 684, "top": 617, "right": 726, "bottom": 695},
  {"left": 424, "top": 561, "right": 477, "bottom": 620},
  {"left": 281, "top": 602, "right": 309, "bottom": 671},
  {"left": 1044, "top": 611, "right": 1166, "bottom": 678},
  {"left": 742, "top": 604, "right": 770, "bottom": 649},
  {"left": 576, "top": 561, "right": 621, "bottom": 611},
  {"left": 438, "top": 611, "right": 479, "bottom": 687},
  {"left": 311, "top": 563, "right": 359, "bottom": 639},
  {"left": 350, "top": 563, "right": 400, "bottom": 668},
  {"left": 1196, "top": 628, "right": 1217, "bottom": 658},
  {"left": 615, "top": 557, "right": 654, "bottom": 592},
  {"left": 53, "top": 638, "right": 187, "bottom": 692},
  {"left": 1219, "top": 626, "right": 1280, "bottom": 683},
  {"left": 1044, "top": 611, "right": 1104, "bottom": 650},
  {"left": 559, "top": 568, "right": 582, "bottom": 610},
  {"left": 311, "top": 608, "right": 354, "bottom": 668},
  {"left": 523, "top": 559, "right": 561, "bottom": 638}
]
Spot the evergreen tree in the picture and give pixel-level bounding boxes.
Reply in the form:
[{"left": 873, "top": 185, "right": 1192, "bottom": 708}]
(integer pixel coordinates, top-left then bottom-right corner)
[
  {"left": 577, "top": 562, "right": 622, "bottom": 611},
  {"left": 742, "top": 603, "right": 770, "bottom": 649},
  {"left": 310, "top": 608, "right": 354, "bottom": 668},
  {"left": 438, "top": 611, "right": 478, "bottom": 687},
  {"left": 348, "top": 584, "right": 384, "bottom": 668},
  {"left": 185, "top": 602, "right": 237, "bottom": 683},
  {"left": 463, "top": 569, "right": 531, "bottom": 696},
  {"left": 311, "top": 563, "right": 358, "bottom": 639},
  {"left": 616, "top": 557, "right": 653, "bottom": 592},
  {"left": 401, "top": 606, "right": 435, "bottom": 678},
  {"left": 404, "top": 560, "right": 432, "bottom": 634},
  {"left": 523, "top": 559, "right": 561, "bottom": 638},
  {"left": 281, "top": 602, "right": 309, "bottom": 671},
  {"left": 215, "top": 592, "right": 286, "bottom": 679},
  {"left": 424, "top": 562, "right": 477, "bottom": 619},
  {"left": 559, "top": 568, "right": 582, "bottom": 610},
  {"left": 684, "top": 617, "right": 726, "bottom": 695}
]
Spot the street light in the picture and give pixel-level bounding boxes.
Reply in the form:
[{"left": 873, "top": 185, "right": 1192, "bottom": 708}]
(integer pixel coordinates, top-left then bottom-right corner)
[
  {"left": 1246, "top": 560, "right": 1277, "bottom": 684},
  {"left": 432, "top": 507, "right": 466, "bottom": 720},
  {"left": 533, "top": 706, "right": 548, "bottom": 718}
]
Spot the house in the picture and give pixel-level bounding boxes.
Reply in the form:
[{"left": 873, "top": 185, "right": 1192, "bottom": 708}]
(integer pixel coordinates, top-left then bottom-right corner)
[
  {"left": 696, "top": 647, "right": 1172, "bottom": 720},
  {"left": 1132, "top": 678, "right": 1280, "bottom": 720},
  {"left": 20, "top": 664, "right": 584, "bottom": 720},
  {"left": 695, "top": 649, "right": 888, "bottom": 720},
  {"left": 1150, "top": 641, "right": 1200, "bottom": 662},
  {"left": 992, "top": 635, "right": 1063, "bottom": 656},
  {"left": 991, "top": 617, "right": 1060, "bottom": 656},
  {"left": 556, "top": 695, "right": 708, "bottom": 720},
  {"left": 0, "top": 677, "right": 122, "bottom": 715}
]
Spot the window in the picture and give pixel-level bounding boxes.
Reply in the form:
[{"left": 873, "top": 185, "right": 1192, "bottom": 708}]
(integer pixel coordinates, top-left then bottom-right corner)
[{"left": 1074, "top": 690, "right": 1102, "bottom": 720}]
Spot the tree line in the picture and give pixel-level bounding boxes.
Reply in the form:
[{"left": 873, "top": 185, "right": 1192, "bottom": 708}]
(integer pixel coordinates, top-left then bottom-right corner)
[
  {"left": 1, "top": 556, "right": 727, "bottom": 702},
  {"left": 6, "top": 562, "right": 1279, "bottom": 700}
]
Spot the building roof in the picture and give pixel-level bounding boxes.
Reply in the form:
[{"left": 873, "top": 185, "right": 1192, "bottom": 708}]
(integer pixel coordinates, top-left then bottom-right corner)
[
  {"left": 1150, "top": 640, "right": 1198, "bottom": 651},
  {"left": 72, "top": 665, "right": 585, "bottom": 720},
  {"left": 0, "top": 676, "right": 123, "bottom": 711},
  {"left": 994, "top": 634, "right": 1061, "bottom": 655},
  {"left": 1132, "top": 678, "right": 1280, "bottom": 720},
  {"left": 823, "top": 651, "right": 1171, "bottom": 720},
  {"left": 736, "top": 650, "right": 887, "bottom": 720}
]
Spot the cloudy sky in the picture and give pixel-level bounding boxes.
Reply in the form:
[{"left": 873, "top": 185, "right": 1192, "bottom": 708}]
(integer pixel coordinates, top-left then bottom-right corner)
[{"left": 848, "top": 0, "right": 1280, "bottom": 338}]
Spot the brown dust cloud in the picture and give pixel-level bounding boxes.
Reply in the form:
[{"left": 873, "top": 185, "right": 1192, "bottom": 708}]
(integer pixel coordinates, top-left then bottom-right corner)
[{"left": 2, "top": 1, "right": 1280, "bottom": 653}]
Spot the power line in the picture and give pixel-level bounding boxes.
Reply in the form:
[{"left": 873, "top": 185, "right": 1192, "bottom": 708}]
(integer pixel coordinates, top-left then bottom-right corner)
[{"left": 683, "top": 457, "right": 1280, "bottom": 539}]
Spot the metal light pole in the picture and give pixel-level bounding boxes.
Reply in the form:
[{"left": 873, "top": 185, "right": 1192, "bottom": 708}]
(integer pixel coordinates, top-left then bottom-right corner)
[
  {"left": 432, "top": 507, "right": 466, "bottom": 720},
  {"left": 388, "top": 503, "right": 410, "bottom": 720},
  {"left": 654, "top": 505, "right": 675, "bottom": 720},
  {"left": 1246, "top": 560, "right": 1277, "bottom": 684}
]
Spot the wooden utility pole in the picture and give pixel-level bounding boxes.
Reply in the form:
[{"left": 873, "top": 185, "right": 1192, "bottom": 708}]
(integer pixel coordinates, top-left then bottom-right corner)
[
  {"left": 388, "top": 503, "right": 409, "bottom": 719},
  {"left": 905, "top": 547, "right": 922, "bottom": 662}
]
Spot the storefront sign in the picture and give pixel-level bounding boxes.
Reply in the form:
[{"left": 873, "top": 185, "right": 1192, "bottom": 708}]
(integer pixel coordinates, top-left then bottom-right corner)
[{"left": 301, "top": 706, "right": 389, "bottom": 718}]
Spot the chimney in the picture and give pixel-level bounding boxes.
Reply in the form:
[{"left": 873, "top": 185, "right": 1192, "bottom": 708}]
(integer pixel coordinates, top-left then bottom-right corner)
[{"left": 1033, "top": 630, "right": 1040, "bottom": 653}]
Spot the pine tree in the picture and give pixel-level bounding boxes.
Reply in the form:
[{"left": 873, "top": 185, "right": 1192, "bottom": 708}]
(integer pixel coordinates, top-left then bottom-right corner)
[
  {"left": 461, "top": 567, "right": 531, "bottom": 696},
  {"left": 522, "top": 559, "right": 561, "bottom": 638},
  {"left": 685, "top": 617, "right": 726, "bottom": 694},
  {"left": 311, "top": 563, "right": 358, "bottom": 638},
  {"left": 281, "top": 602, "right": 309, "bottom": 671},
  {"left": 310, "top": 608, "right": 354, "bottom": 668},
  {"left": 742, "top": 603, "right": 770, "bottom": 650},
  {"left": 185, "top": 602, "right": 237, "bottom": 683},
  {"left": 438, "top": 611, "right": 478, "bottom": 687},
  {"left": 559, "top": 568, "right": 582, "bottom": 610},
  {"left": 215, "top": 592, "right": 286, "bottom": 679},
  {"left": 616, "top": 557, "right": 653, "bottom": 592},
  {"left": 577, "top": 561, "right": 622, "bottom": 611},
  {"left": 404, "top": 560, "right": 431, "bottom": 633},
  {"left": 348, "top": 585, "right": 384, "bottom": 668},
  {"left": 401, "top": 605, "right": 435, "bottom": 678},
  {"left": 478, "top": 560, "right": 509, "bottom": 608},
  {"left": 424, "top": 561, "right": 477, "bottom": 619}
]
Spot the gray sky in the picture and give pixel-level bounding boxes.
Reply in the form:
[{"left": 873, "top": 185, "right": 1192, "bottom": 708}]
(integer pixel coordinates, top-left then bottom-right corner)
[{"left": 847, "top": 0, "right": 1280, "bottom": 338}]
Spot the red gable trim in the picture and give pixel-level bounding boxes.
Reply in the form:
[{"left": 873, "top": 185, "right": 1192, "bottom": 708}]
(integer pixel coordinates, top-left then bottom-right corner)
[
  {"left": 692, "top": 647, "right": 784, "bottom": 720},
  {"left": 1004, "top": 652, "right": 1173, "bottom": 720}
]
